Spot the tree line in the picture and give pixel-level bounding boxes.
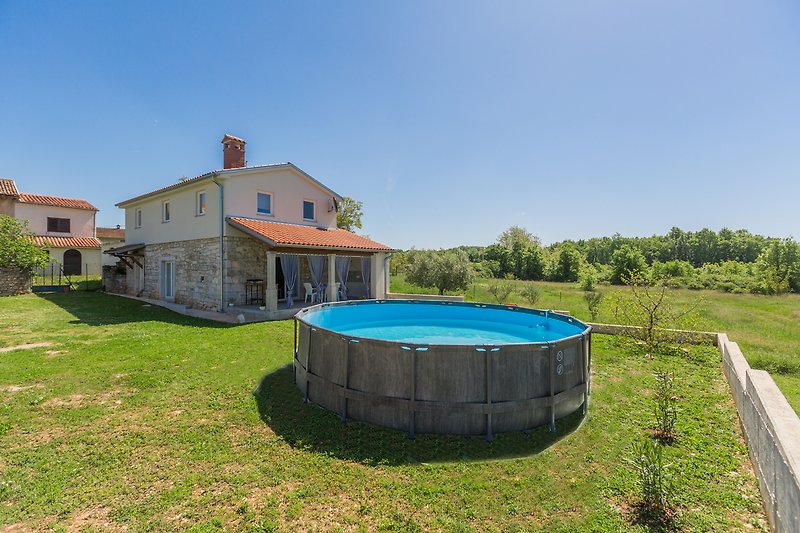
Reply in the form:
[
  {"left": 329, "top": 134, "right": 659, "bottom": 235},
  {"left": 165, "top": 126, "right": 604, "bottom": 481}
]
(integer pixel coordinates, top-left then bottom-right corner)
[{"left": 396, "top": 225, "right": 800, "bottom": 295}]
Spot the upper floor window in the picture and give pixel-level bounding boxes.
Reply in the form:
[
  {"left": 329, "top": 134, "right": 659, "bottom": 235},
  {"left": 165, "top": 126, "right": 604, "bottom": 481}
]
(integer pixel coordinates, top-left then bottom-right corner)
[
  {"left": 135, "top": 208, "right": 142, "bottom": 228},
  {"left": 303, "top": 200, "right": 316, "bottom": 221},
  {"left": 47, "top": 217, "right": 70, "bottom": 233},
  {"left": 197, "top": 191, "right": 207, "bottom": 216},
  {"left": 162, "top": 200, "right": 171, "bottom": 223},
  {"left": 257, "top": 192, "right": 272, "bottom": 216}
]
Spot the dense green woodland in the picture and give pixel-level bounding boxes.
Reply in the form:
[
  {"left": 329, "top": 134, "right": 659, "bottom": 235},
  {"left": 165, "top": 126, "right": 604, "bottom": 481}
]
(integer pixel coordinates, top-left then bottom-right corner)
[{"left": 396, "top": 226, "right": 800, "bottom": 295}]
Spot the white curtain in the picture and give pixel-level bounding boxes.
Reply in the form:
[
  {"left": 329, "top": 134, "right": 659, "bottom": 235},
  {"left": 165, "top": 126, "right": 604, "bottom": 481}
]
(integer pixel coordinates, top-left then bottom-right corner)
[
  {"left": 279, "top": 254, "right": 298, "bottom": 308},
  {"left": 308, "top": 255, "right": 326, "bottom": 293},
  {"left": 360, "top": 256, "right": 371, "bottom": 299},
  {"left": 335, "top": 256, "right": 350, "bottom": 300}
]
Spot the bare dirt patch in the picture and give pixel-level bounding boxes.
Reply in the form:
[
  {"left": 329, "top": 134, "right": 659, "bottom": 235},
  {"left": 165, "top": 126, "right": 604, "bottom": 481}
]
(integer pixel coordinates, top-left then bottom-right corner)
[
  {"left": 68, "top": 505, "right": 128, "bottom": 532},
  {"left": 2, "top": 384, "right": 44, "bottom": 393},
  {"left": 0, "top": 342, "right": 53, "bottom": 353}
]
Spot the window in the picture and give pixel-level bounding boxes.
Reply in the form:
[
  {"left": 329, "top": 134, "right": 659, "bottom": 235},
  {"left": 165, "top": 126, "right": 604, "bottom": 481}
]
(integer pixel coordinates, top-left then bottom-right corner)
[
  {"left": 162, "top": 200, "right": 171, "bottom": 222},
  {"left": 196, "top": 191, "right": 207, "bottom": 216},
  {"left": 135, "top": 208, "right": 142, "bottom": 228},
  {"left": 303, "top": 200, "right": 316, "bottom": 221},
  {"left": 257, "top": 192, "right": 272, "bottom": 216},
  {"left": 47, "top": 217, "right": 70, "bottom": 233}
]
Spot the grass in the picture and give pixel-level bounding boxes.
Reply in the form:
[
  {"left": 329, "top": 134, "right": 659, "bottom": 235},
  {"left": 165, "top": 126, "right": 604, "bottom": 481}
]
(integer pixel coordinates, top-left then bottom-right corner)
[
  {"left": 0, "top": 292, "right": 766, "bottom": 530},
  {"left": 393, "top": 274, "right": 800, "bottom": 414}
]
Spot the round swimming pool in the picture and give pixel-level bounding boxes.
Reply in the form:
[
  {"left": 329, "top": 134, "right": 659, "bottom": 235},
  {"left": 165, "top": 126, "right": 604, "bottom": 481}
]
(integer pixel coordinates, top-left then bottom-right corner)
[{"left": 293, "top": 299, "right": 592, "bottom": 440}]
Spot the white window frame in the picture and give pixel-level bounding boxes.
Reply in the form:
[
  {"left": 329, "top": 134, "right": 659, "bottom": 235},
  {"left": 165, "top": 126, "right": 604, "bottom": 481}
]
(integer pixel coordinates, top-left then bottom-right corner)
[
  {"left": 196, "top": 191, "right": 207, "bottom": 216},
  {"left": 135, "top": 208, "right": 142, "bottom": 228},
  {"left": 257, "top": 191, "right": 273, "bottom": 216},
  {"left": 162, "top": 200, "right": 171, "bottom": 223},
  {"left": 302, "top": 199, "right": 316, "bottom": 222}
]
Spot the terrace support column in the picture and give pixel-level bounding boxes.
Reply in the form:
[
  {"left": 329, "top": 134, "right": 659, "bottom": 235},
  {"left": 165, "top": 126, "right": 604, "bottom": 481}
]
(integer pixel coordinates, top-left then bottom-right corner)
[
  {"left": 327, "top": 253, "right": 338, "bottom": 302},
  {"left": 265, "top": 250, "right": 278, "bottom": 318},
  {"left": 372, "top": 252, "right": 387, "bottom": 299}
]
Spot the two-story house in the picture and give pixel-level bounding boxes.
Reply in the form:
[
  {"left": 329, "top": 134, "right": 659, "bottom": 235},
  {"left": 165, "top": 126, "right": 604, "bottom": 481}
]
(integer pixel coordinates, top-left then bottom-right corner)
[
  {"left": 0, "top": 178, "right": 102, "bottom": 276},
  {"left": 111, "top": 135, "right": 392, "bottom": 318}
]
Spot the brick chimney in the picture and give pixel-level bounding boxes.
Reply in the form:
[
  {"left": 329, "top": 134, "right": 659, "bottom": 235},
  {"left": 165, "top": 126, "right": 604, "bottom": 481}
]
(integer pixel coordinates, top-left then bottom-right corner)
[{"left": 221, "top": 134, "right": 246, "bottom": 169}]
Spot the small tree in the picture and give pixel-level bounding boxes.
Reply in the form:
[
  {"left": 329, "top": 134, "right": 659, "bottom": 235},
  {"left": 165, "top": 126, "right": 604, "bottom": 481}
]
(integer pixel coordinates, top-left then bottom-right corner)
[
  {"left": 405, "top": 249, "right": 473, "bottom": 295},
  {"left": 336, "top": 196, "right": 364, "bottom": 232},
  {"left": 583, "top": 291, "right": 603, "bottom": 321},
  {"left": 611, "top": 272, "right": 698, "bottom": 350},
  {"left": 487, "top": 282, "right": 514, "bottom": 303},
  {"left": 519, "top": 284, "right": 540, "bottom": 307},
  {"left": 0, "top": 215, "right": 49, "bottom": 271},
  {"left": 498, "top": 225, "right": 540, "bottom": 249},
  {"left": 756, "top": 238, "right": 800, "bottom": 294}
]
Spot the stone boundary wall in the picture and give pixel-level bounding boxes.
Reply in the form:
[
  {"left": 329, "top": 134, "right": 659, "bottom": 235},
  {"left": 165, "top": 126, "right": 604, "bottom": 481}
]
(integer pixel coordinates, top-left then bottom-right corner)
[
  {"left": 102, "top": 265, "right": 127, "bottom": 294},
  {"left": 386, "top": 293, "right": 464, "bottom": 302},
  {"left": 0, "top": 267, "right": 31, "bottom": 296},
  {"left": 589, "top": 322, "right": 718, "bottom": 345},
  {"left": 718, "top": 334, "right": 800, "bottom": 532}
]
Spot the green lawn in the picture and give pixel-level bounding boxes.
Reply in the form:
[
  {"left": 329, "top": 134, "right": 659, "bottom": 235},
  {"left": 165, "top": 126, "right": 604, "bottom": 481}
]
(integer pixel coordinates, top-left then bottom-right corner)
[
  {"left": 393, "top": 275, "right": 800, "bottom": 414},
  {"left": 0, "top": 292, "right": 765, "bottom": 530}
]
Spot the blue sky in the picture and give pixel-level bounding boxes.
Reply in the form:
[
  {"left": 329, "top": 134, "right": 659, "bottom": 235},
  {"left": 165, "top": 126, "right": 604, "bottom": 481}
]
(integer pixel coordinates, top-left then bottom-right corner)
[{"left": 1, "top": 1, "right": 799, "bottom": 249}]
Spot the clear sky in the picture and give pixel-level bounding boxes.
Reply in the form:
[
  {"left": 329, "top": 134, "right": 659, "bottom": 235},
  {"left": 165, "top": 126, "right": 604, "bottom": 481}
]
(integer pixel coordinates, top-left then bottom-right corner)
[{"left": 1, "top": 1, "right": 799, "bottom": 249}]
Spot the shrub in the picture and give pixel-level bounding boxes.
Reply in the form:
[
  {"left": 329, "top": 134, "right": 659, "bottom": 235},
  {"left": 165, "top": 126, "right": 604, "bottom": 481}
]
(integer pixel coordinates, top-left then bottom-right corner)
[
  {"left": 628, "top": 439, "right": 675, "bottom": 513},
  {"left": 610, "top": 244, "right": 648, "bottom": 285},
  {"left": 0, "top": 215, "right": 50, "bottom": 271},
  {"left": 652, "top": 370, "right": 678, "bottom": 440},
  {"left": 487, "top": 282, "right": 514, "bottom": 303},
  {"left": 405, "top": 249, "right": 474, "bottom": 295},
  {"left": 519, "top": 284, "right": 540, "bottom": 307},
  {"left": 583, "top": 291, "right": 603, "bottom": 322}
]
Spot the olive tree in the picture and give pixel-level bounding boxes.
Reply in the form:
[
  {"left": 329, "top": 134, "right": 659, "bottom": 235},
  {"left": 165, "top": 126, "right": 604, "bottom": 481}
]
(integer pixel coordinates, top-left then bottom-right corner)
[
  {"left": 405, "top": 249, "right": 474, "bottom": 295},
  {"left": 336, "top": 196, "right": 364, "bottom": 232}
]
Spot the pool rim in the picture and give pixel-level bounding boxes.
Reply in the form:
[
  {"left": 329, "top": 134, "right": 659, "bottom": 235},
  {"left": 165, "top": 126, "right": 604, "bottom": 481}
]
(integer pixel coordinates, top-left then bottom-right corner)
[{"left": 293, "top": 298, "right": 592, "bottom": 348}]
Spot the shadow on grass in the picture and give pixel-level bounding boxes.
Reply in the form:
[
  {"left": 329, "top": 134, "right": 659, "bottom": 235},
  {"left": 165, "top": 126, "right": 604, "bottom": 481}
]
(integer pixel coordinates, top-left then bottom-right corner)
[
  {"left": 254, "top": 365, "right": 586, "bottom": 466},
  {"left": 629, "top": 503, "right": 680, "bottom": 532},
  {"left": 36, "top": 292, "right": 235, "bottom": 328}
]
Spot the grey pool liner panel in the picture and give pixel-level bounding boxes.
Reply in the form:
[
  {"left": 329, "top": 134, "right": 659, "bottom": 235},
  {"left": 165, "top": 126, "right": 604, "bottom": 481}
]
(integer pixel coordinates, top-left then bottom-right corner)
[{"left": 294, "top": 299, "right": 592, "bottom": 440}]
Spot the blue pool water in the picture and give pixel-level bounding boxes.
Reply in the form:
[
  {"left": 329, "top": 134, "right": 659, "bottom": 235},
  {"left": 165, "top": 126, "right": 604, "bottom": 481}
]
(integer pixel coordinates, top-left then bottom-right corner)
[{"left": 301, "top": 301, "right": 588, "bottom": 345}]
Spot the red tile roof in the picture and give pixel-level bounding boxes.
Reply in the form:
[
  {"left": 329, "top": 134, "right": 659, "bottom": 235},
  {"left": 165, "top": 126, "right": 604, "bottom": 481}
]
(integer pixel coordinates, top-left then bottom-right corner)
[
  {"left": 96, "top": 227, "right": 125, "bottom": 239},
  {"left": 227, "top": 217, "right": 393, "bottom": 252},
  {"left": 32, "top": 236, "right": 101, "bottom": 249},
  {"left": 0, "top": 178, "right": 19, "bottom": 197},
  {"left": 18, "top": 193, "right": 98, "bottom": 211}
]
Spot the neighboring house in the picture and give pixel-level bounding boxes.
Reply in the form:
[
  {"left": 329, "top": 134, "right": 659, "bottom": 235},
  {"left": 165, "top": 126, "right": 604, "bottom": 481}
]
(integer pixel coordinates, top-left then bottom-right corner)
[
  {"left": 0, "top": 178, "right": 101, "bottom": 276},
  {"left": 97, "top": 226, "right": 126, "bottom": 266},
  {"left": 111, "top": 135, "right": 392, "bottom": 317}
]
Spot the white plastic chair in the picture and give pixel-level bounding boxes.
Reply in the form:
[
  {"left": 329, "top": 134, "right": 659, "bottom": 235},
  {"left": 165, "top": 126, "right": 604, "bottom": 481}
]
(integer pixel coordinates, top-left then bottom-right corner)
[{"left": 303, "top": 282, "right": 318, "bottom": 303}]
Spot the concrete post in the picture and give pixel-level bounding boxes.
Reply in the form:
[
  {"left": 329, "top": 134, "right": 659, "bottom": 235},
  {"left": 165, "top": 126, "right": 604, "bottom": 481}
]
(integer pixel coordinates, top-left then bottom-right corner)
[
  {"left": 265, "top": 250, "right": 278, "bottom": 317},
  {"left": 327, "top": 253, "right": 337, "bottom": 302}
]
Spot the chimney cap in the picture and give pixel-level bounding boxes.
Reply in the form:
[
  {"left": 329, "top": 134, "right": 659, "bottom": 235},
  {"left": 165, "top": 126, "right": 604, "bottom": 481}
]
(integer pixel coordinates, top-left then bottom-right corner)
[{"left": 221, "top": 134, "right": 246, "bottom": 145}]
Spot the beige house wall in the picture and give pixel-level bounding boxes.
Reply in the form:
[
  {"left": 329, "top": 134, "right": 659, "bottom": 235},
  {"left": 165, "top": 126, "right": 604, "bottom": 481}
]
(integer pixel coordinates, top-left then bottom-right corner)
[
  {"left": 0, "top": 197, "right": 15, "bottom": 217},
  {"left": 14, "top": 203, "right": 96, "bottom": 238},
  {"left": 45, "top": 248, "right": 103, "bottom": 277},
  {"left": 121, "top": 166, "right": 339, "bottom": 247}
]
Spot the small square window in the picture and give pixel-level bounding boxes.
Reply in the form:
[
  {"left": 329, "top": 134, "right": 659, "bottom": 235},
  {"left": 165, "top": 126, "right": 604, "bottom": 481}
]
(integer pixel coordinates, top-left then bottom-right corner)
[
  {"left": 303, "top": 200, "right": 315, "bottom": 221},
  {"left": 162, "top": 201, "right": 171, "bottom": 223},
  {"left": 257, "top": 192, "right": 272, "bottom": 215},
  {"left": 197, "top": 191, "right": 207, "bottom": 216},
  {"left": 135, "top": 209, "right": 142, "bottom": 228}
]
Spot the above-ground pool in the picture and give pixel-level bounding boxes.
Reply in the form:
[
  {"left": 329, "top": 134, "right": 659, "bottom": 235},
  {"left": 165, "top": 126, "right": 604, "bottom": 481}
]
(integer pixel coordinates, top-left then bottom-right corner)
[{"left": 294, "top": 299, "right": 592, "bottom": 440}]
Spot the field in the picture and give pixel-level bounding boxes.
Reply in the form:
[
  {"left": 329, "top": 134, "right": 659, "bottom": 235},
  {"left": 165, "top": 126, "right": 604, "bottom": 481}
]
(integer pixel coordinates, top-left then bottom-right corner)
[
  {"left": 0, "top": 292, "right": 767, "bottom": 530},
  {"left": 393, "top": 275, "right": 800, "bottom": 414}
]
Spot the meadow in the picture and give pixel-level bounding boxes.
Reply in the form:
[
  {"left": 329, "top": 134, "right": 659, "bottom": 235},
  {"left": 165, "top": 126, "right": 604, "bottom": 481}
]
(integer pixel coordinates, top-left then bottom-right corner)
[{"left": 0, "top": 291, "right": 767, "bottom": 530}]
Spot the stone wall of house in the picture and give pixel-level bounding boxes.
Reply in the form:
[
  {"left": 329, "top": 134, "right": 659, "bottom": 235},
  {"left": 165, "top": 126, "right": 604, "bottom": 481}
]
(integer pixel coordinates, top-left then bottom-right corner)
[
  {"left": 143, "top": 237, "right": 221, "bottom": 310},
  {"left": 224, "top": 236, "right": 269, "bottom": 306},
  {"left": 102, "top": 264, "right": 127, "bottom": 294},
  {"left": 0, "top": 267, "right": 31, "bottom": 296}
]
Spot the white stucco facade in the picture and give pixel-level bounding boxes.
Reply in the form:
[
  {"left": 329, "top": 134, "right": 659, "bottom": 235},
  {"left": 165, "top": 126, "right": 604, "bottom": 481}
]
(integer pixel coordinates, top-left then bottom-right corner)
[{"left": 14, "top": 203, "right": 96, "bottom": 239}]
